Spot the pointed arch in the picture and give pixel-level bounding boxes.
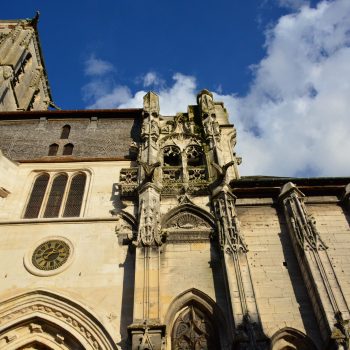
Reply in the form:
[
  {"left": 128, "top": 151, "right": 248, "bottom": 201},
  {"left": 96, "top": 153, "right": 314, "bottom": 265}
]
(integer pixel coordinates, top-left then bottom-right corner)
[
  {"left": 0, "top": 290, "right": 117, "bottom": 350},
  {"left": 270, "top": 327, "right": 318, "bottom": 350},
  {"left": 161, "top": 203, "right": 215, "bottom": 228},
  {"left": 164, "top": 288, "right": 232, "bottom": 349},
  {"left": 162, "top": 203, "right": 216, "bottom": 242}
]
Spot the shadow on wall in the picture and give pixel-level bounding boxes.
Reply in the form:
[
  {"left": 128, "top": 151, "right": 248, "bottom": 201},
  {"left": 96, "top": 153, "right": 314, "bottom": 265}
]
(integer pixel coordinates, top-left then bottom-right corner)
[
  {"left": 276, "top": 210, "right": 322, "bottom": 349},
  {"left": 118, "top": 245, "right": 135, "bottom": 349}
]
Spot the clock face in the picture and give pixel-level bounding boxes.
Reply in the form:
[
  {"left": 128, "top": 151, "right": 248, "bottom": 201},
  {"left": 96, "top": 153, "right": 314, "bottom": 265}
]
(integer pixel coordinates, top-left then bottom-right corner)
[{"left": 32, "top": 240, "right": 70, "bottom": 271}]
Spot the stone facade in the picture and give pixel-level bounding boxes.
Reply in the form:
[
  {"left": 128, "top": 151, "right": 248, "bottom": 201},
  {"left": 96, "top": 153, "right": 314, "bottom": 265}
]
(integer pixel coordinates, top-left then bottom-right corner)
[{"left": 1, "top": 16, "right": 350, "bottom": 350}]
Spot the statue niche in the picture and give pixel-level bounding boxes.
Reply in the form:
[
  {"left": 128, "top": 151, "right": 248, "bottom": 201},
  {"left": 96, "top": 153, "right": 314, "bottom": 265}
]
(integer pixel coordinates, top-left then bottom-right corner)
[{"left": 172, "top": 304, "right": 220, "bottom": 350}]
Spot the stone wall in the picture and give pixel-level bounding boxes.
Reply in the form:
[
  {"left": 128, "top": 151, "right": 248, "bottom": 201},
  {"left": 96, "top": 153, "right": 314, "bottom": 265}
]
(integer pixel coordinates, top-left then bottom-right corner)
[{"left": 0, "top": 117, "right": 141, "bottom": 160}]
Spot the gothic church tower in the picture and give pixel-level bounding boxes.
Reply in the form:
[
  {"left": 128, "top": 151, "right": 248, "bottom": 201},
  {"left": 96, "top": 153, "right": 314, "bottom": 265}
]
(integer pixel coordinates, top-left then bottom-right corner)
[{"left": 0, "top": 13, "right": 53, "bottom": 111}]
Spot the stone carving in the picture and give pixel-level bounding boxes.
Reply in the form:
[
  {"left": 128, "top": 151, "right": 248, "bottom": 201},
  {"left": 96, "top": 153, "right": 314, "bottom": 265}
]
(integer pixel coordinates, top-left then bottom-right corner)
[
  {"left": 137, "top": 191, "right": 164, "bottom": 246},
  {"left": 115, "top": 214, "right": 136, "bottom": 241},
  {"left": 139, "top": 161, "right": 160, "bottom": 183},
  {"left": 137, "top": 325, "right": 155, "bottom": 350},
  {"left": 211, "top": 161, "right": 235, "bottom": 187},
  {"left": 197, "top": 89, "right": 215, "bottom": 117},
  {"left": 165, "top": 212, "right": 210, "bottom": 230},
  {"left": 172, "top": 113, "right": 193, "bottom": 134},
  {"left": 141, "top": 119, "right": 160, "bottom": 145},
  {"left": 186, "top": 145, "right": 203, "bottom": 163},
  {"left": 283, "top": 189, "right": 327, "bottom": 251},
  {"left": 213, "top": 192, "right": 247, "bottom": 254},
  {"left": 172, "top": 305, "right": 219, "bottom": 350},
  {"left": 119, "top": 168, "right": 138, "bottom": 197},
  {"left": 163, "top": 167, "right": 182, "bottom": 182},
  {"left": 332, "top": 311, "right": 350, "bottom": 350},
  {"left": 188, "top": 167, "right": 206, "bottom": 182}
]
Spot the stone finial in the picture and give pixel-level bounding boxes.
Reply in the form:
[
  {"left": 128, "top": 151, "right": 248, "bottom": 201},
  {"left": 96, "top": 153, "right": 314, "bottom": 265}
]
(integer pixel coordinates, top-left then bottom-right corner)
[
  {"left": 279, "top": 182, "right": 305, "bottom": 200},
  {"left": 143, "top": 91, "right": 159, "bottom": 116},
  {"left": 197, "top": 89, "right": 215, "bottom": 117}
]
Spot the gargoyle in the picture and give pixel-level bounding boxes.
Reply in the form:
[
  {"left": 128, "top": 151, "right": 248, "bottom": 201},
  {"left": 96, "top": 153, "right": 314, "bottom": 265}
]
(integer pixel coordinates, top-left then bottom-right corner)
[
  {"left": 139, "top": 161, "right": 161, "bottom": 183},
  {"left": 211, "top": 160, "right": 235, "bottom": 186}
]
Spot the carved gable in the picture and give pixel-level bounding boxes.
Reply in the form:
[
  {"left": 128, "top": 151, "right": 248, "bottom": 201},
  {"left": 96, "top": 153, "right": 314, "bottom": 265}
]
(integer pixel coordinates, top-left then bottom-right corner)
[
  {"left": 163, "top": 211, "right": 213, "bottom": 243},
  {"left": 165, "top": 212, "right": 210, "bottom": 230}
]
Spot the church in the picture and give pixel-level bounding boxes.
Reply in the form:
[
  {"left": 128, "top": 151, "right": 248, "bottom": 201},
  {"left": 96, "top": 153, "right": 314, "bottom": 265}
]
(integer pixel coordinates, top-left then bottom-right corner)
[{"left": 0, "top": 14, "right": 350, "bottom": 350}]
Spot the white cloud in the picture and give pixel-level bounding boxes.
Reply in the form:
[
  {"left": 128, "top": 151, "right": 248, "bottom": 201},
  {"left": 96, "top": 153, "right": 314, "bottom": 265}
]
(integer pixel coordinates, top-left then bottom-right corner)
[
  {"left": 84, "top": 55, "right": 115, "bottom": 76},
  {"left": 142, "top": 72, "right": 165, "bottom": 87},
  {"left": 83, "top": 0, "right": 350, "bottom": 177}
]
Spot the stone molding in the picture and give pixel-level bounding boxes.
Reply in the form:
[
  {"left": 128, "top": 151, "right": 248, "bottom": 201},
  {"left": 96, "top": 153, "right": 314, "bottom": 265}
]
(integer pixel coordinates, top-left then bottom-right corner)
[{"left": 0, "top": 290, "right": 117, "bottom": 350}]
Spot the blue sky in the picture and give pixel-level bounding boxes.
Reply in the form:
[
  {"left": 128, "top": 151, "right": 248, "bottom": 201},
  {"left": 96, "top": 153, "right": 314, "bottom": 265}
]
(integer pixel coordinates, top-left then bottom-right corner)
[{"left": 3, "top": 0, "right": 350, "bottom": 177}]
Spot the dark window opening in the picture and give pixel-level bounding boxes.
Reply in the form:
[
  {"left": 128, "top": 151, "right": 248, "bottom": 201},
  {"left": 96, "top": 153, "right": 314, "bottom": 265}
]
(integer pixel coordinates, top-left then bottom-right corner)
[
  {"left": 63, "top": 173, "right": 86, "bottom": 217},
  {"left": 43, "top": 174, "right": 68, "bottom": 218},
  {"left": 48, "top": 143, "right": 58, "bottom": 156},
  {"left": 60, "top": 125, "right": 71, "bottom": 139},
  {"left": 24, "top": 174, "right": 49, "bottom": 218},
  {"left": 163, "top": 146, "right": 181, "bottom": 166},
  {"left": 63, "top": 143, "right": 74, "bottom": 155},
  {"left": 186, "top": 145, "right": 204, "bottom": 166}
]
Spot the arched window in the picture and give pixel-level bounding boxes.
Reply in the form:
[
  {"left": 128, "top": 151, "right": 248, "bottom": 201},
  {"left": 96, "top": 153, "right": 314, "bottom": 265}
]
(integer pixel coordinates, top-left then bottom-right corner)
[
  {"left": 63, "top": 143, "right": 74, "bottom": 155},
  {"left": 172, "top": 305, "right": 220, "bottom": 350},
  {"left": 48, "top": 143, "right": 58, "bottom": 156},
  {"left": 63, "top": 173, "right": 87, "bottom": 217},
  {"left": 271, "top": 328, "right": 318, "bottom": 350},
  {"left": 24, "top": 172, "right": 88, "bottom": 219},
  {"left": 163, "top": 145, "right": 181, "bottom": 166},
  {"left": 24, "top": 173, "right": 49, "bottom": 219},
  {"left": 43, "top": 174, "right": 68, "bottom": 218},
  {"left": 60, "top": 125, "right": 71, "bottom": 139},
  {"left": 186, "top": 145, "right": 204, "bottom": 166}
]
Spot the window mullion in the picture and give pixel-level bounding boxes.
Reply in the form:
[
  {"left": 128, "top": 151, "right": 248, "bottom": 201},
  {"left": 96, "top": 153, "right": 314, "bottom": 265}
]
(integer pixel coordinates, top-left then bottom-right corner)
[
  {"left": 37, "top": 174, "right": 53, "bottom": 218},
  {"left": 59, "top": 173, "right": 72, "bottom": 217}
]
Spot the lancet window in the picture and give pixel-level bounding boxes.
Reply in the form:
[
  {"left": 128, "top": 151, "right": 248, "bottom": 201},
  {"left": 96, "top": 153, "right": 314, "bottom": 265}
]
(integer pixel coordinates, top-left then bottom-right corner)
[
  {"left": 63, "top": 143, "right": 74, "bottom": 155},
  {"left": 24, "top": 172, "right": 87, "bottom": 219},
  {"left": 60, "top": 125, "right": 71, "bottom": 139},
  {"left": 48, "top": 143, "right": 58, "bottom": 156}
]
